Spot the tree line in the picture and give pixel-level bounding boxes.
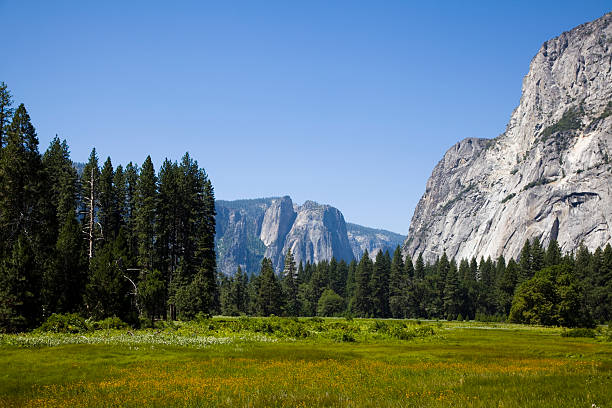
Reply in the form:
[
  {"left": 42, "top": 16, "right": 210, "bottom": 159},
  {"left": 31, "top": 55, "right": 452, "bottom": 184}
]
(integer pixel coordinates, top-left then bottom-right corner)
[
  {"left": 0, "top": 83, "right": 217, "bottom": 332},
  {"left": 220, "top": 240, "right": 611, "bottom": 328},
  {"left": 1, "top": 82, "right": 610, "bottom": 332}
]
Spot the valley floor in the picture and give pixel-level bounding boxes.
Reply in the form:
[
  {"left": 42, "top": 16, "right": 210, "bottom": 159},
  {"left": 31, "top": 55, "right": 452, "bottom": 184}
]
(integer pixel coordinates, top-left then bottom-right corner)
[{"left": 0, "top": 319, "right": 610, "bottom": 408}]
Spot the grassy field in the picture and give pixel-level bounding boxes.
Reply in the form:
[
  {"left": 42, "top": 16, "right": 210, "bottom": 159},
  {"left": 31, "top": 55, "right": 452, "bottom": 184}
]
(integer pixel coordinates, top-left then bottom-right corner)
[{"left": 0, "top": 318, "right": 610, "bottom": 407}]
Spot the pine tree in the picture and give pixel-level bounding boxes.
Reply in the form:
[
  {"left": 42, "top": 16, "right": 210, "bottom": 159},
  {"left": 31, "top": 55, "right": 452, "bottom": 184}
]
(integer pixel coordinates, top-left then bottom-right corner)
[
  {"left": 497, "top": 259, "right": 519, "bottom": 315},
  {"left": 99, "top": 157, "right": 119, "bottom": 242},
  {"left": 233, "top": 266, "right": 249, "bottom": 314},
  {"left": 518, "top": 240, "right": 532, "bottom": 282},
  {"left": 84, "top": 232, "right": 131, "bottom": 321},
  {"left": 113, "top": 164, "right": 127, "bottom": 228},
  {"left": 458, "top": 259, "right": 471, "bottom": 282},
  {"left": 531, "top": 238, "right": 545, "bottom": 273},
  {"left": 592, "top": 244, "right": 612, "bottom": 322},
  {"left": 545, "top": 239, "right": 562, "bottom": 267},
  {"left": 281, "top": 249, "right": 299, "bottom": 316},
  {"left": 352, "top": 250, "right": 373, "bottom": 317},
  {"left": 328, "top": 257, "right": 347, "bottom": 298},
  {"left": 41, "top": 137, "right": 83, "bottom": 315},
  {"left": 443, "top": 260, "right": 461, "bottom": 320},
  {"left": 42, "top": 137, "right": 78, "bottom": 229},
  {"left": 345, "top": 259, "right": 357, "bottom": 303},
  {"left": 0, "top": 235, "right": 40, "bottom": 331},
  {"left": 0, "top": 105, "right": 48, "bottom": 330},
  {"left": 124, "top": 162, "right": 139, "bottom": 261},
  {"left": 469, "top": 257, "right": 478, "bottom": 281},
  {"left": 0, "top": 82, "right": 13, "bottom": 149},
  {"left": 335, "top": 259, "right": 349, "bottom": 298},
  {"left": 255, "top": 258, "right": 283, "bottom": 316},
  {"left": 156, "top": 159, "right": 179, "bottom": 287},
  {"left": 135, "top": 156, "right": 157, "bottom": 272},
  {"left": 167, "top": 154, "right": 217, "bottom": 318},
  {"left": 389, "top": 246, "right": 407, "bottom": 318},
  {"left": 414, "top": 253, "right": 425, "bottom": 280},
  {"left": 370, "top": 250, "right": 390, "bottom": 317},
  {"left": 51, "top": 216, "right": 86, "bottom": 313},
  {"left": 138, "top": 269, "right": 165, "bottom": 325},
  {"left": 574, "top": 243, "right": 591, "bottom": 280},
  {"left": 404, "top": 253, "right": 414, "bottom": 280}
]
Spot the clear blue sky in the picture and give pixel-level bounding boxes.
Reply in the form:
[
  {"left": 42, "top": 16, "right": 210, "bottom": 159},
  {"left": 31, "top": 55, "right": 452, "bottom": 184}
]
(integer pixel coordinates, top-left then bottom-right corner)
[{"left": 1, "top": 1, "right": 609, "bottom": 234}]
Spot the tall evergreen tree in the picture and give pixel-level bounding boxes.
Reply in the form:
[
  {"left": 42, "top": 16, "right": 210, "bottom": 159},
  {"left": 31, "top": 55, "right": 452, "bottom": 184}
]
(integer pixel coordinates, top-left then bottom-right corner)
[
  {"left": 0, "top": 105, "right": 48, "bottom": 330},
  {"left": 233, "top": 266, "right": 249, "bottom": 314},
  {"left": 42, "top": 137, "right": 78, "bottom": 229},
  {"left": 497, "top": 259, "right": 519, "bottom": 315},
  {"left": 99, "top": 157, "right": 118, "bottom": 242},
  {"left": 414, "top": 253, "right": 425, "bottom": 280},
  {"left": 352, "top": 250, "right": 373, "bottom": 317},
  {"left": 371, "top": 250, "right": 390, "bottom": 317},
  {"left": 134, "top": 156, "right": 157, "bottom": 272},
  {"left": 124, "top": 162, "right": 139, "bottom": 261},
  {"left": 389, "top": 246, "right": 408, "bottom": 318},
  {"left": 531, "top": 238, "right": 545, "bottom": 273},
  {"left": 255, "top": 258, "right": 283, "bottom": 316},
  {"left": 0, "top": 235, "right": 40, "bottom": 331},
  {"left": 443, "top": 260, "right": 461, "bottom": 320},
  {"left": 518, "top": 239, "right": 532, "bottom": 282},
  {"left": 49, "top": 216, "right": 87, "bottom": 314},
  {"left": 84, "top": 231, "right": 132, "bottom": 321},
  {"left": 545, "top": 239, "right": 562, "bottom": 267},
  {"left": 0, "top": 82, "right": 13, "bottom": 149},
  {"left": 281, "top": 249, "right": 299, "bottom": 316},
  {"left": 345, "top": 259, "right": 357, "bottom": 306},
  {"left": 138, "top": 268, "right": 165, "bottom": 325}
]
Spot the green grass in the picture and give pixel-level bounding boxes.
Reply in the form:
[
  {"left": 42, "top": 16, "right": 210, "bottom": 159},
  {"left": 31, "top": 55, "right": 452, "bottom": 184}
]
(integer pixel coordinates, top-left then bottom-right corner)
[{"left": 1, "top": 319, "right": 611, "bottom": 407}]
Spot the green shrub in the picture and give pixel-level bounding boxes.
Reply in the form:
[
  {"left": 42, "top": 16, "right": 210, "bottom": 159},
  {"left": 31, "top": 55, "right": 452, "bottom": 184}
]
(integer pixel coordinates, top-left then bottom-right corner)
[
  {"left": 501, "top": 193, "right": 516, "bottom": 203},
  {"left": 38, "top": 313, "right": 89, "bottom": 334},
  {"left": 92, "top": 316, "right": 129, "bottom": 330},
  {"left": 540, "top": 106, "right": 584, "bottom": 140},
  {"left": 561, "top": 328, "right": 596, "bottom": 338}
]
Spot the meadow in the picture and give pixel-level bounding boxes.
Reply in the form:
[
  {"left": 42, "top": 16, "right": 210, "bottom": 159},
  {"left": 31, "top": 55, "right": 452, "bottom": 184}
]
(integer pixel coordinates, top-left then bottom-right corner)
[{"left": 1, "top": 318, "right": 611, "bottom": 408}]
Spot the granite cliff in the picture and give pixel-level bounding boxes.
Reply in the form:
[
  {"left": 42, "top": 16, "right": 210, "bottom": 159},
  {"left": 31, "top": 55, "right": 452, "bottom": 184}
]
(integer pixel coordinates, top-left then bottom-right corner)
[
  {"left": 346, "top": 223, "right": 405, "bottom": 260},
  {"left": 216, "top": 197, "right": 404, "bottom": 275},
  {"left": 404, "top": 12, "right": 612, "bottom": 263}
]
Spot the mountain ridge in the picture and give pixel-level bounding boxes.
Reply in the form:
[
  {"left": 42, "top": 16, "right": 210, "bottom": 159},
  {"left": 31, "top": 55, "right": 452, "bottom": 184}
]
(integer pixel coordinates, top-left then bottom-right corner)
[{"left": 215, "top": 196, "right": 405, "bottom": 275}]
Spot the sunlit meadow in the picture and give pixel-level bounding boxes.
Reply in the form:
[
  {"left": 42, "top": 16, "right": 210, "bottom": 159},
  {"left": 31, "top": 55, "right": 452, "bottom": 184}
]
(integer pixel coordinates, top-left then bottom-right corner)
[{"left": 1, "top": 318, "right": 610, "bottom": 407}]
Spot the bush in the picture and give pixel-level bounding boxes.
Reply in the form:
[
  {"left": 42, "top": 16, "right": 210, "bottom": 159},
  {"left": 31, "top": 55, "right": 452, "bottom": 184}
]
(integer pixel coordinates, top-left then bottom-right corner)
[
  {"left": 475, "top": 313, "right": 506, "bottom": 323},
  {"left": 317, "top": 289, "right": 345, "bottom": 317},
  {"left": 38, "top": 313, "right": 89, "bottom": 333},
  {"left": 561, "top": 328, "right": 596, "bottom": 338},
  {"left": 92, "top": 316, "right": 129, "bottom": 330}
]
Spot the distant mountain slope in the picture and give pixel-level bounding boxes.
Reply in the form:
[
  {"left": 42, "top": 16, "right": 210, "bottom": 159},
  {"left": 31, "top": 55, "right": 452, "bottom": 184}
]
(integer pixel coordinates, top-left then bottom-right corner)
[
  {"left": 346, "top": 223, "right": 405, "bottom": 260},
  {"left": 215, "top": 196, "right": 354, "bottom": 275}
]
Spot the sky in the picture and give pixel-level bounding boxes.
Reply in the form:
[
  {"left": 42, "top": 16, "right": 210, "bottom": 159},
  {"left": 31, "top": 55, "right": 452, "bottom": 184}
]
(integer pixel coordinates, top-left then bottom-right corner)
[{"left": 1, "top": 1, "right": 610, "bottom": 234}]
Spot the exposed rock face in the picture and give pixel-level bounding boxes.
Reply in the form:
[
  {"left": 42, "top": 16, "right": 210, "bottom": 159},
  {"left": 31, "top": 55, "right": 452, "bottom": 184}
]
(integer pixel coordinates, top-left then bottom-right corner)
[
  {"left": 346, "top": 223, "right": 405, "bottom": 259},
  {"left": 280, "top": 201, "right": 354, "bottom": 271},
  {"left": 404, "top": 12, "right": 612, "bottom": 263},
  {"left": 215, "top": 197, "right": 357, "bottom": 275}
]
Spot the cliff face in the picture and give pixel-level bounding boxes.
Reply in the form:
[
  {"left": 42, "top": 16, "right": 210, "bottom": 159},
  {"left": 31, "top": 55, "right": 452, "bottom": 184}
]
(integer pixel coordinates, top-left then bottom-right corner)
[
  {"left": 404, "top": 12, "right": 612, "bottom": 263},
  {"left": 346, "top": 223, "right": 406, "bottom": 260},
  {"left": 215, "top": 197, "right": 357, "bottom": 275}
]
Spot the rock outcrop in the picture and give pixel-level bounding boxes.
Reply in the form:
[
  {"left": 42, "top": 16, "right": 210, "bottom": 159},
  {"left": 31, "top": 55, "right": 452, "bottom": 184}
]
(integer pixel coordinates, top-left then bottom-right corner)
[
  {"left": 216, "top": 197, "right": 362, "bottom": 275},
  {"left": 346, "top": 223, "right": 405, "bottom": 260},
  {"left": 404, "top": 12, "right": 612, "bottom": 263}
]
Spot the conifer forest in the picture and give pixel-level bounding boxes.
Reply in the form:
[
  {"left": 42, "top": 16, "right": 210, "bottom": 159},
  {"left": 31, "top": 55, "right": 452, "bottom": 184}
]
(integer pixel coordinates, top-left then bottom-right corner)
[{"left": 0, "top": 83, "right": 609, "bottom": 333}]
